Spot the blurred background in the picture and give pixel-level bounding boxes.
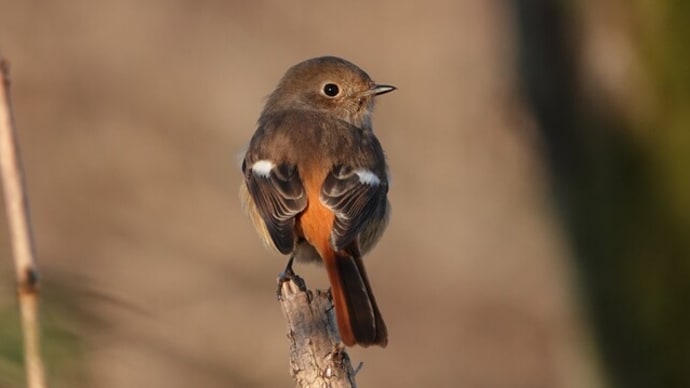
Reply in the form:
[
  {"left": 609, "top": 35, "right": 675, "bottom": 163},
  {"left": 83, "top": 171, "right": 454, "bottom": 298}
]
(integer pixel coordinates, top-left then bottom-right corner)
[{"left": 0, "top": 1, "right": 688, "bottom": 387}]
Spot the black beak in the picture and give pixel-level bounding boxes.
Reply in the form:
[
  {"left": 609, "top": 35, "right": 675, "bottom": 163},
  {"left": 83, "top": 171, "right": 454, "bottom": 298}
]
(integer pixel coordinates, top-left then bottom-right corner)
[{"left": 371, "top": 84, "right": 397, "bottom": 96}]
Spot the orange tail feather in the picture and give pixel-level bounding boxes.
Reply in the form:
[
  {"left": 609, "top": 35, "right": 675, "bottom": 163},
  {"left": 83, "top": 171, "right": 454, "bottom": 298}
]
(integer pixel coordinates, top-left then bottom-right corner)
[{"left": 323, "top": 249, "right": 387, "bottom": 347}]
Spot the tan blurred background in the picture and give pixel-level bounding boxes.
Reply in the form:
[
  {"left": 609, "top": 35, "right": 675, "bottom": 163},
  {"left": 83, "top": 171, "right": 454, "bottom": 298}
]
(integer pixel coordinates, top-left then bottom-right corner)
[{"left": 3, "top": 1, "right": 686, "bottom": 387}]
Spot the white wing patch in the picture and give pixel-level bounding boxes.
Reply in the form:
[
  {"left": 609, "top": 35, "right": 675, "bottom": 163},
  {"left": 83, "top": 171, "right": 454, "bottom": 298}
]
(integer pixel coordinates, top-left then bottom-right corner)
[
  {"left": 252, "top": 160, "right": 275, "bottom": 178},
  {"left": 355, "top": 169, "right": 380, "bottom": 186}
]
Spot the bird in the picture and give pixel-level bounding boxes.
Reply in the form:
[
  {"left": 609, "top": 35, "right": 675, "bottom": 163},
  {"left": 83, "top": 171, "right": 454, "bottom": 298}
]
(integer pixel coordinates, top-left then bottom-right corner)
[{"left": 240, "top": 56, "right": 395, "bottom": 347}]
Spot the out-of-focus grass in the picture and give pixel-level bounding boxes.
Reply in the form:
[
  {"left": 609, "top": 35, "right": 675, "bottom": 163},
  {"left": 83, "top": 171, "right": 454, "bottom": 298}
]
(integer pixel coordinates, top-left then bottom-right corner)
[
  {"left": 513, "top": 1, "right": 690, "bottom": 387},
  {"left": 0, "top": 305, "right": 25, "bottom": 386},
  {"left": 0, "top": 276, "right": 94, "bottom": 388}
]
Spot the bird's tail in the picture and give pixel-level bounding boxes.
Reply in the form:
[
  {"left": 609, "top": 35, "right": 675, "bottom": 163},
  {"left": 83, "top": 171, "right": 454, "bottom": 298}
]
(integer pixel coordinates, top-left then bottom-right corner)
[{"left": 323, "top": 249, "right": 387, "bottom": 347}]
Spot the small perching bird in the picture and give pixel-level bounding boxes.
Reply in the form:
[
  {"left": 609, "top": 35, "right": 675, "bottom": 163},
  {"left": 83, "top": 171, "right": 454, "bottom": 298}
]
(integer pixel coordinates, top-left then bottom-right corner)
[{"left": 240, "top": 56, "right": 395, "bottom": 347}]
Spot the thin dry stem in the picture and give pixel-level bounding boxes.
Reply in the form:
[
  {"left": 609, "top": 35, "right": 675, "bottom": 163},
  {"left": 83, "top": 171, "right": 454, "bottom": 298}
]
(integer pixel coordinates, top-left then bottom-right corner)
[{"left": 0, "top": 57, "right": 47, "bottom": 388}]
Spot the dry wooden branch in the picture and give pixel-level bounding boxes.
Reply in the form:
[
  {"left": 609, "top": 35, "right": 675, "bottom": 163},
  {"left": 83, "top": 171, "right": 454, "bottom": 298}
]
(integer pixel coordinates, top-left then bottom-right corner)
[
  {"left": 0, "top": 57, "right": 47, "bottom": 388},
  {"left": 278, "top": 273, "right": 358, "bottom": 388}
]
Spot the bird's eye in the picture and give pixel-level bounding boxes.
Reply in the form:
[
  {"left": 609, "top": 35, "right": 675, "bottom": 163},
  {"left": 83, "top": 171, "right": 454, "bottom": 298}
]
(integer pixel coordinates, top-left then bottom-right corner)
[{"left": 323, "top": 83, "right": 340, "bottom": 97}]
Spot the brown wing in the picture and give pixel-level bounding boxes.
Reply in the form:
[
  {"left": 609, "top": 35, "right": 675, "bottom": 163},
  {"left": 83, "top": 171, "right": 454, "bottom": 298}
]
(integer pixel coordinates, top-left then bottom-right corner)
[
  {"left": 243, "top": 160, "right": 307, "bottom": 254},
  {"left": 321, "top": 165, "right": 388, "bottom": 251}
]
